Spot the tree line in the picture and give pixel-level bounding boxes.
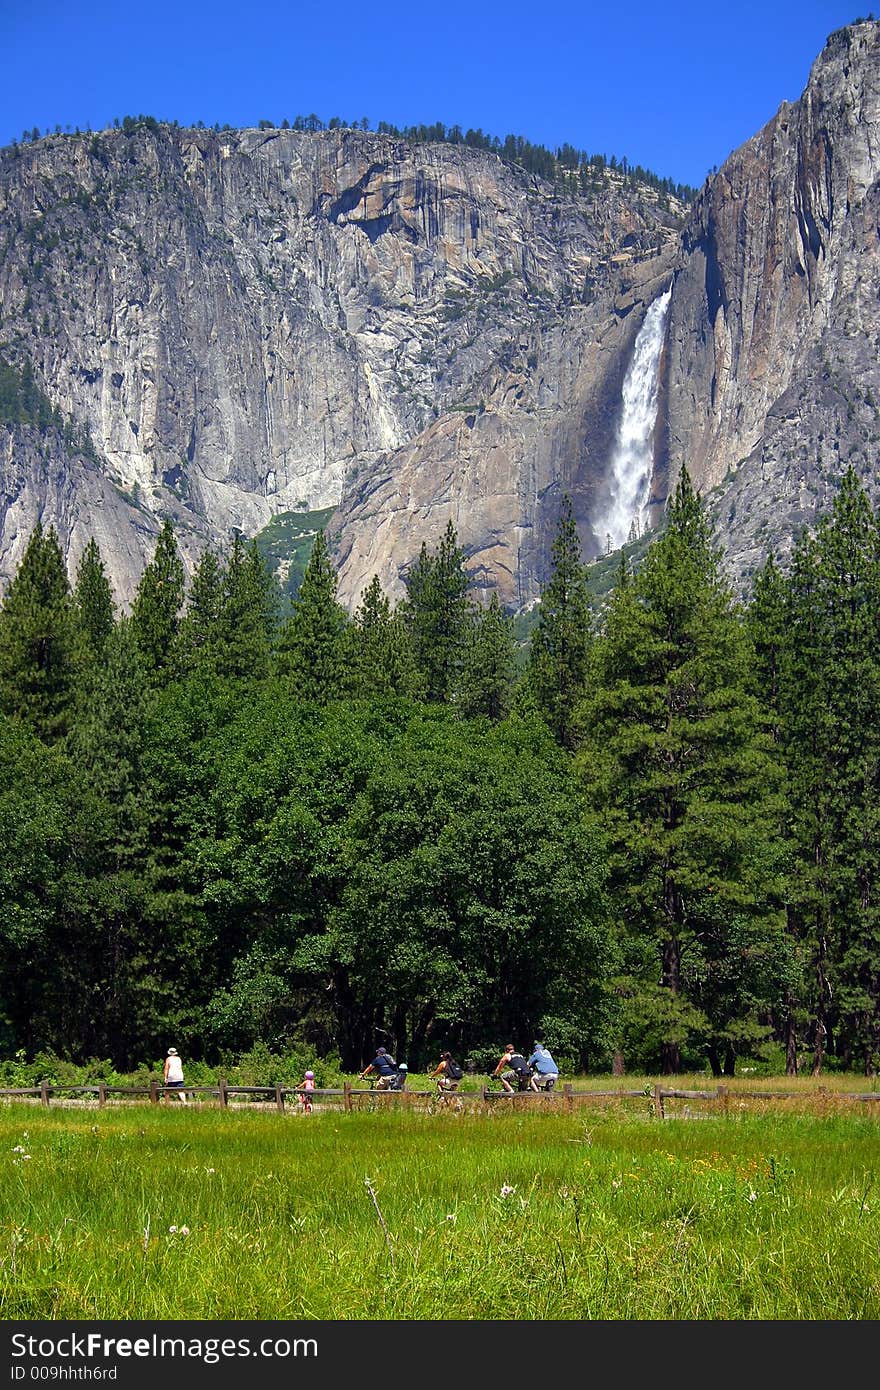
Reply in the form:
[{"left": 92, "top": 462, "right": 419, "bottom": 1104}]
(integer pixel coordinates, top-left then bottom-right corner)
[
  {"left": 7, "top": 116, "right": 697, "bottom": 205},
  {"left": 0, "top": 465, "right": 877, "bottom": 1076}
]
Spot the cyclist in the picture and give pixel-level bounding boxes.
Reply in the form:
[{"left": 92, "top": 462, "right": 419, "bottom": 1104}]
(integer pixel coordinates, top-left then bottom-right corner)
[
  {"left": 358, "top": 1046, "right": 399, "bottom": 1090},
  {"left": 490, "top": 1044, "right": 532, "bottom": 1093},
  {"left": 429, "top": 1051, "right": 464, "bottom": 1095},
  {"left": 527, "top": 1042, "right": 559, "bottom": 1092}
]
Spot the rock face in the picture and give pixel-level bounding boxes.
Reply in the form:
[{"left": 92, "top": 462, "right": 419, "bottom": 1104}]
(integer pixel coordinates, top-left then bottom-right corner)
[
  {"left": 0, "top": 123, "right": 680, "bottom": 607},
  {"left": 662, "top": 19, "right": 880, "bottom": 584},
  {"left": 1, "top": 19, "right": 878, "bottom": 611}
]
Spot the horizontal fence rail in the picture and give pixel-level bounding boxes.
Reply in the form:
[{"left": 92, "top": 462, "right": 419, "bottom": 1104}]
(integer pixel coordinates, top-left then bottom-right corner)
[{"left": 1, "top": 1081, "right": 879, "bottom": 1115}]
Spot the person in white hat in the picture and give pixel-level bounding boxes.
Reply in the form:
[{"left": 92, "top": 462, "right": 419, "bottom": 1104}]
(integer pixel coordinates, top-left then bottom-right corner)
[{"left": 163, "top": 1047, "right": 187, "bottom": 1103}]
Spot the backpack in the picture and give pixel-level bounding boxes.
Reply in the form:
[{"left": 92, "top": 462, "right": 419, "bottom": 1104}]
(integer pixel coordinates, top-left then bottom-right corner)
[{"left": 445, "top": 1059, "right": 463, "bottom": 1081}]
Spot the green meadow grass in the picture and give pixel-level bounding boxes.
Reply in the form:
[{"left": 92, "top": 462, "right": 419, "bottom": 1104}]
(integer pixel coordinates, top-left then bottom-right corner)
[{"left": 1, "top": 1101, "right": 878, "bottom": 1320}]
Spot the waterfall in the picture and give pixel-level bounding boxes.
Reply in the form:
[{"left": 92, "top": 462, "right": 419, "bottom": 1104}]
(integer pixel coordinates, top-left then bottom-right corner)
[{"left": 597, "top": 287, "right": 671, "bottom": 553}]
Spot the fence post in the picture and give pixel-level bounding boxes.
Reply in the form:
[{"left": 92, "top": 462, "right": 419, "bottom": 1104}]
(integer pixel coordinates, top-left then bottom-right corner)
[
  {"left": 343, "top": 1081, "right": 352, "bottom": 1112},
  {"left": 40, "top": 1081, "right": 50, "bottom": 1108},
  {"left": 563, "top": 1082, "right": 573, "bottom": 1111},
  {"left": 98, "top": 1082, "right": 107, "bottom": 1109},
  {"left": 717, "top": 1085, "right": 729, "bottom": 1114},
  {"left": 149, "top": 1079, "right": 158, "bottom": 1104},
  {"left": 219, "top": 1078, "right": 228, "bottom": 1109},
  {"left": 652, "top": 1083, "right": 665, "bottom": 1119},
  {"left": 275, "top": 1084, "right": 284, "bottom": 1113}
]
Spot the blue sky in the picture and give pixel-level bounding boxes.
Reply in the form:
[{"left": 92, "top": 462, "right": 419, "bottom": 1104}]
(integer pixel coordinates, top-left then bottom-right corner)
[{"left": 0, "top": 1, "right": 867, "bottom": 189}]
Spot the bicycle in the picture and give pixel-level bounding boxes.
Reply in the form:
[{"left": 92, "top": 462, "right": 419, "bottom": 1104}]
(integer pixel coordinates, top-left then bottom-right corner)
[
  {"left": 529, "top": 1073, "right": 559, "bottom": 1093},
  {"left": 364, "top": 1066, "right": 407, "bottom": 1092},
  {"left": 485, "top": 1068, "right": 534, "bottom": 1096}
]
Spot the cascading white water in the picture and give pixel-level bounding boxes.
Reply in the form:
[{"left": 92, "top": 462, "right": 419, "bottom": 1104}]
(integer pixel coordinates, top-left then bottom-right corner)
[{"left": 596, "top": 287, "right": 671, "bottom": 552}]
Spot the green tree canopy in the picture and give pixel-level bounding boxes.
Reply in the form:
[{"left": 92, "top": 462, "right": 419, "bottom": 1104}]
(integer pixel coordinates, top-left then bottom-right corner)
[
  {"left": 577, "top": 470, "right": 790, "bottom": 1075},
  {"left": 0, "top": 522, "right": 74, "bottom": 743},
  {"left": 403, "top": 520, "right": 474, "bottom": 704},
  {"left": 130, "top": 520, "right": 185, "bottom": 683},
  {"left": 274, "top": 531, "right": 351, "bottom": 702},
  {"left": 527, "top": 495, "right": 592, "bottom": 748}
]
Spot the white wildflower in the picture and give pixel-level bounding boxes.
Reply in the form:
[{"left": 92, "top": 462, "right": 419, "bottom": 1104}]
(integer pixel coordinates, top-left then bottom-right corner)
[
  {"left": 747, "top": 1190, "right": 758, "bottom": 1203},
  {"left": 499, "top": 1184, "right": 515, "bottom": 1199}
]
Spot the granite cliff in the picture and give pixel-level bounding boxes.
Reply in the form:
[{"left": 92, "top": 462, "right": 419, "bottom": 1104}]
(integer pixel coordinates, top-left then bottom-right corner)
[
  {"left": 0, "top": 121, "right": 680, "bottom": 608},
  {"left": 662, "top": 19, "right": 880, "bottom": 584},
  {"left": 0, "top": 19, "right": 878, "bottom": 610}
]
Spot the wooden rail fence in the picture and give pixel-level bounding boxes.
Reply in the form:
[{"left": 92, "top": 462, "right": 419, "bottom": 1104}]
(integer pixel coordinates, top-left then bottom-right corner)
[{"left": 0, "top": 1081, "right": 878, "bottom": 1114}]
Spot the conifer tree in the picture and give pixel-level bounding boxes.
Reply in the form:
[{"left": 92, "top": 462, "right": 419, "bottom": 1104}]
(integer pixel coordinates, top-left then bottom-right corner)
[
  {"left": 578, "top": 470, "right": 789, "bottom": 1074},
  {"left": 352, "top": 575, "right": 420, "bottom": 699},
  {"left": 130, "top": 520, "right": 185, "bottom": 683},
  {"left": 217, "top": 536, "right": 279, "bottom": 681},
  {"left": 177, "top": 547, "right": 224, "bottom": 676},
  {"left": 746, "top": 554, "right": 788, "bottom": 742},
  {"left": 72, "top": 538, "right": 116, "bottom": 665},
  {"left": 403, "top": 520, "right": 474, "bottom": 703},
  {"left": 66, "top": 616, "right": 150, "bottom": 852},
  {"left": 746, "top": 552, "right": 801, "bottom": 1072},
  {"left": 527, "top": 494, "right": 592, "bottom": 748},
  {"left": 274, "top": 531, "right": 351, "bottom": 702},
  {"left": 458, "top": 593, "right": 517, "bottom": 720},
  {"left": 776, "top": 468, "right": 880, "bottom": 1073},
  {"left": 0, "top": 522, "right": 75, "bottom": 742}
]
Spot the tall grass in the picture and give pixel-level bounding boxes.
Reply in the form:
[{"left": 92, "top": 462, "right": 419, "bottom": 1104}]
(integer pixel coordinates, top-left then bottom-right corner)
[{"left": 1, "top": 1103, "right": 878, "bottom": 1320}]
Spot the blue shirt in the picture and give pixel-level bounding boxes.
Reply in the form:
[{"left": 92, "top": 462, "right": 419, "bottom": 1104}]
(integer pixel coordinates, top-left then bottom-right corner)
[
  {"left": 528, "top": 1047, "right": 558, "bottom": 1074},
  {"left": 370, "top": 1052, "right": 398, "bottom": 1076}
]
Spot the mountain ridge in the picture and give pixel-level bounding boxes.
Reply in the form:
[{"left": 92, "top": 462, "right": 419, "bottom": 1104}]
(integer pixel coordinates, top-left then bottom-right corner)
[{"left": 0, "top": 19, "right": 878, "bottom": 608}]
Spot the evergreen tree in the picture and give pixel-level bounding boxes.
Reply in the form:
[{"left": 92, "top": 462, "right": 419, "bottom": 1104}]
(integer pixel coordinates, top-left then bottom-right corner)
[
  {"left": 746, "top": 554, "right": 788, "bottom": 743},
  {"left": 217, "top": 536, "right": 279, "bottom": 682},
  {"left": 72, "top": 538, "right": 116, "bottom": 666},
  {"left": 65, "top": 616, "right": 151, "bottom": 880},
  {"left": 274, "top": 531, "right": 351, "bottom": 701},
  {"left": 777, "top": 468, "right": 880, "bottom": 1074},
  {"left": 578, "top": 470, "right": 789, "bottom": 1074},
  {"left": 458, "top": 593, "right": 517, "bottom": 720},
  {"left": 352, "top": 575, "right": 420, "bottom": 699},
  {"left": 130, "top": 520, "right": 185, "bottom": 683},
  {"left": 0, "top": 523, "right": 74, "bottom": 742},
  {"left": 527, "top": 494, "right": 592, "bottom": 748},
  {"left": 746, "top": 552, "right": 802, "bottom": 1072},
  {"left": 177, "top": 547, "right": 225, "bottom": 677},
  {"left": 777, "top": 527, "right": 832, "bottom": 1072},
  {"left": 403, "top": 520, "right": 474, "bottom": 703}
]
